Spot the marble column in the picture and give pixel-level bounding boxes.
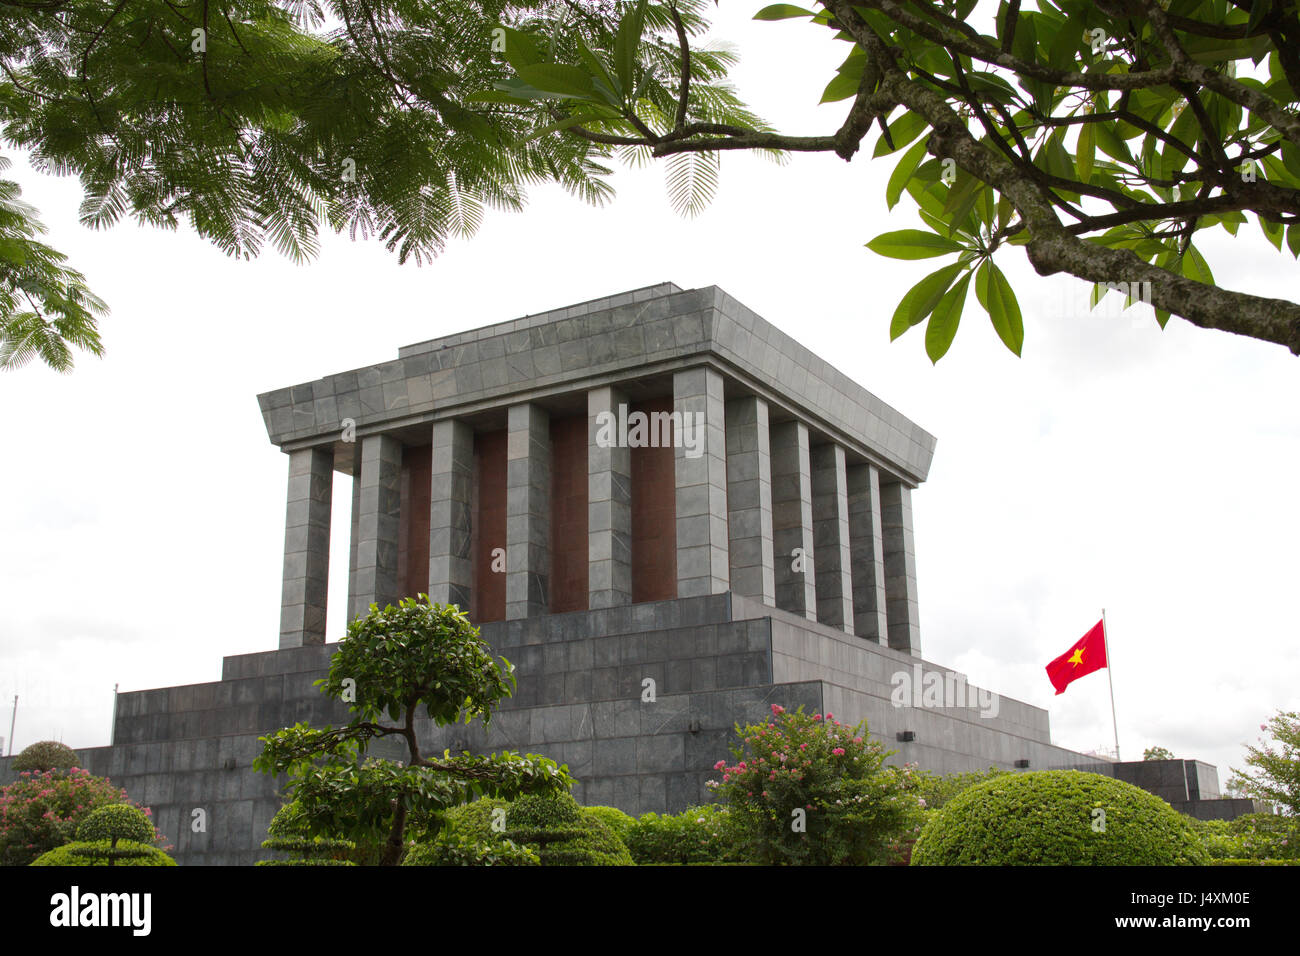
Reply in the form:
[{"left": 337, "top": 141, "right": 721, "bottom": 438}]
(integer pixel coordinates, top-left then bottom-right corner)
[
  {"left": 673, "top": 367, "right": 729, "bottom": 598},
  {"left": 506, "top": 403, "right": 550, "bottom": 619},
  {"left": 770, "top": 420, "right": 817, "bottom": 620},
  {"left": 725, "top": 395, "right": 775, "bottom": 605},
  {"left": 881, "top": 480, "right": 921, "bottom": 655},
  {"left": 847, "top": 462, "right": 888, "bottom": 644},
  {"left": 427, "top": 419, "right": 474, "bottom": 610},
  {"left": 811, "top": 442, "right": 854, "bottom": 633},
  {"left": 588, "top": 386, "right": 632, "bottom": 608},
  {"left": 279, "top": 446, "right": 333, "bottom": 648},
  {"left": 350, "top": 434, "right": 402, "bottom": 619}
]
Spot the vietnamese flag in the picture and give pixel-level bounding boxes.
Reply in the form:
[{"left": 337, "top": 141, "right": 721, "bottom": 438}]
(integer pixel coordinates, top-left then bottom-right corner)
[{"left": 1045, "top": 619, "right": 1108, "bottom": 695}]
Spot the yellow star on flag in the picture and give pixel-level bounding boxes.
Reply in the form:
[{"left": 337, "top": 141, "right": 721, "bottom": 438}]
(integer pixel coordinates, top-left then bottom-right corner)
[{"left": 1067, "top": 648, "right": 1086, "bottom": 666}]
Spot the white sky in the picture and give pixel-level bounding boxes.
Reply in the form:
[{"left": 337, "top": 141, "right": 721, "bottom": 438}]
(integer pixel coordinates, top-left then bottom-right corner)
[{"left": 1, "top": 5, "right": 1296, "bottom": 788}]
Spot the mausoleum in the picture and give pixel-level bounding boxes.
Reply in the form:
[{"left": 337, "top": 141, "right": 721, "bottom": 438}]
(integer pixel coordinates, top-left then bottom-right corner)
[{"left": 1, "top": 283, "right": 1245, "bottom": 864}]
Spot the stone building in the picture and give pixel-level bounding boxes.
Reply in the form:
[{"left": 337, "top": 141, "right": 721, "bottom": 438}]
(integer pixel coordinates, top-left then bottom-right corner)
[{"left": 0, "top": 283, "right": 1245, "bottom": 864}]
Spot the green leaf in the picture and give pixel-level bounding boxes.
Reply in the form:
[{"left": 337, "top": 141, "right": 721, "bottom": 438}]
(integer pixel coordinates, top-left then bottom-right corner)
[
  {"left": 754, "top": 4, "right": 816, "bottom": 20},
  {"left": 873, "top": 111, "right": 929, "bottom": 157},
  {"left": 1077, "top": 121, "right": 1096, "bottom": 182},
  {"left": 889, "top": 263, "right": 965, "bottom": 340},
  {"left": 1180, "top": 243, "right": 1215, "bottom": 284},
  {"left": 821, "top": 70, "right": 863, "bottom": 104},
  {"left": 1287, "top": 222, "right": 1300, "bottom": 258},
  {"left": 615, "top": 0, "right": 648, "bottom": 95},
  {"left": 924, "top": 273, "right": 972, "bottom": 363},
  {"left": 514, "top": 64, "right": 596, "bottom": 100},
  {"left": 886, "top": 139, "right": 929, "bottom": 211},
  {"left": 866, "top": 229, "right": 965, "bottom": 260},
  {"left": 975, "top": 261, "right": 1025, "bottom": 356}
]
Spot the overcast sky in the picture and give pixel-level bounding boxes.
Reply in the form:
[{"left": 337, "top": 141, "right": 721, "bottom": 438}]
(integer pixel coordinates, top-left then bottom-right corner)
[{"left": 2, "top": 5, "right": 1296, "bottom": 788}]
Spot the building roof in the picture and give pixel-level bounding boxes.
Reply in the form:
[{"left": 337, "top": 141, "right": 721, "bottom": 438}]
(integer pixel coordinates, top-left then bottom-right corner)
[{"left": 256, "top": 283, "right": 936, "bottom": 484}]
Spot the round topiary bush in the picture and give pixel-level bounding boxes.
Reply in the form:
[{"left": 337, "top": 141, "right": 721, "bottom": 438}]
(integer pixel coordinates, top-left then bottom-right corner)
[
  {"left": 76, "top": 804, "right": 155, "bottom": 845},
  {"left": 505, "top": 792, "right": 634, "bottom": 866},
  {"left": 582, "top": 806, "right": 637, "bottom": 843},
  {"left": 31, "top": 840, "right": 177, "bottom": 867},
  {"left": 12, "top": 741, "right": 79, "bottom": 773},
  {"left": 912, "top": 770, "right": 1208, "bottom": 866}
]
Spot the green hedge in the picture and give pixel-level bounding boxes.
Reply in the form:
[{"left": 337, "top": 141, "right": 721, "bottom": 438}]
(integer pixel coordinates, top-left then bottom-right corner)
[
  {"left": 1190, "top": 813, "right": 1299, "bottom": 861},
  {"left": 912, "top": 770, "right": 1208, "bottom": 866},
  {"left": 625, "top": 806, "right": 739, "bottom": 865},
  {"left": 31, "top": 840, "right": 176, "bottom": 867},
  {"left": 1208, "top": 858, "right": 1299, "bottom": 866}
]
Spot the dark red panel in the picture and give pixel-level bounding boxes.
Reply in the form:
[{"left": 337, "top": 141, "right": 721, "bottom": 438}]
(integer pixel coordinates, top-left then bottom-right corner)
[
  {"left": 630, "top": 397, "right": 677, "bottom": 603},
  {"left": 473, "top": 429, "right": 508, "bottom": 623},
  {"left": 549, "top": 415, "right": 589, "bottom": 613},
  {"left": 398, "top": 444, "right": 432, "bottom": 600}
]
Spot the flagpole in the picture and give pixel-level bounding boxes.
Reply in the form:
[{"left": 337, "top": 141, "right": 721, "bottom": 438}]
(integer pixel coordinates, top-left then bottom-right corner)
[{"left": 1102, "top": 608, "right": 1120, "bottom": 760}]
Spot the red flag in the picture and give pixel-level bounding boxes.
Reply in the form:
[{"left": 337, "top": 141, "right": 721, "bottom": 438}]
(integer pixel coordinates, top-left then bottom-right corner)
[{"left": 1045, "top": 619, "right": 1108, "bottom": 695}]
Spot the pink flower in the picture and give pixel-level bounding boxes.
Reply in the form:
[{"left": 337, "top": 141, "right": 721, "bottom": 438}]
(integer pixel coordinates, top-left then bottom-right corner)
[
  {"left": 812, "top": 714, "right": 822, "bottom": 721},
  {"left": 853, "top": 737, "right": 863, "bottom": 744},
  {"left": 762, "top": 791, "right": 769, "bottom": 797},
  {"left": 714, "top": 760, "right": 726, "bottom": 770},
  {"left": 738, "top": 762, "right": 747, "bottom": 770},
  {"left": 832, "top": 747, "right": 846, "bottom": 756},
  {"left": 723, "top": 774, "right": 731, "bottom": 782},
  {"left": 771, "top": 704, "right": 785, "bottom": 715},
  {"left": 826, "top": 713, "right": 834, "bottom": 720},
  {"left": 799, "top": 743, "right": 807, "bottom": 750}
]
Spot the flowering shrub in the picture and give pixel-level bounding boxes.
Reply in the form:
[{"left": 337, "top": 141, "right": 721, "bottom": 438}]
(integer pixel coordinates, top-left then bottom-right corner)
[
  {"left": 0, "top": 768, "right": 165, "bottom": 866},
  {"left": 709, "top": 705, "right": 924, "bottom": 865}
]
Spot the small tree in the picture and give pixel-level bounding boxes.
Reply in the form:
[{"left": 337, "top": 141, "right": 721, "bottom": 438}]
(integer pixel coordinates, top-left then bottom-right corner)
[
  {"left": 1143, "top": 746, "right": 1176, "bottom": 761},
  {"left": 11, "top": 740, "right": 79, "bottom": 773},
  {"left": 68, "top": 805, "right": 162, "bottom": 867},
  {"left": 1228, "top": 710, "right": 1300, "bottom": 816},
  {"left": 254, "top": 596, "right": 572, "bottom": 865},
  {"left": 710, "top": 704, "right": 924, "bottom": 865}
]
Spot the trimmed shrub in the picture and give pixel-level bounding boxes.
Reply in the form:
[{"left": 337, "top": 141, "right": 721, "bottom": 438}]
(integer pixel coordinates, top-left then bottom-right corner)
[
  {"left": 402, "top": 832, "right": 538, "bottom": 866},
  {"left": 583, "top": 805, "right": 636, "bottom": 843},
  {"left": 76, "top": 805, "right": 155, "bottom": 846},
  {"left": 918, "top": 767, "right": 1011, "bottom": 811},
  {"left": 12, "top": 741, "right": 80, "bottom": 773},
  {"left": 626, "top": 805, "right": 739, "bottom": 865},
  {"left": 1208, "top": 857, "right": 1300, "bottom": 866},
  {"left": 505, "top": 792, "right": 633, "bottom": 866},
  {"left": 0, "top": 769, "right": 160, "bottom": 867},
  {"left": 1191, "top": 813, "right": 1298, "bottom": 861},
  {"left": 257, "top": 800, "right": 370, "bottom": 866},
  {"left": 32, "top": 840, "right": 176, "bottom": 867},
  {"left": 912, "top": 770, "right": 1208, "bottom": 866}
]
